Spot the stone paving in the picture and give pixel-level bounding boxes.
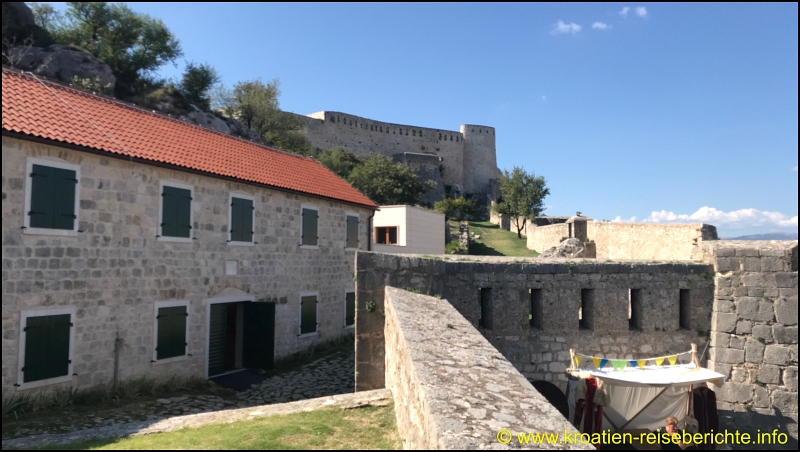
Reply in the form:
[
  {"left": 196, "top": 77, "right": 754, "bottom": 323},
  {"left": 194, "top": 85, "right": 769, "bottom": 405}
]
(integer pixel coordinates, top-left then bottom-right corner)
[{"left": 2, "top": 350, "right": 354, "bottom": 443}]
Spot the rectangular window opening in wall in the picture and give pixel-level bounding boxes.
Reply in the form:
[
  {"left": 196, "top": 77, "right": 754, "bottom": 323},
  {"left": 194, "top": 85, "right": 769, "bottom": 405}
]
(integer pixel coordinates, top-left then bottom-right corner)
[
  {"left": 479, "top": 288, "right": 492, "bottom": 330},
  {"left": 154, "top": 301, "right": 189, "bottom": 363},
  {"left": 17, "top": 307, "right": 75, "bottom": 388},
  {"left": 344, "top": 291, "right": 355, "bottom": 327},
  {"left": 24, "top": 158, "right": 80, "bottom": 235},
  {"left": 530, "top": 289, "right": 542, "bottom": 329},
  {"left": 579, "top": 289, "right": 593, "bottom": 330},
  {"left": 300, "top": 294, "right": 318, "bottom": 335},
  {"left": 679, "top": 289, "right": 691, "bottom": 330},
  {"left": 375, "top": 226, "right": 398, "bottom": 245},
  {"left": 346, "top": 214, "right": 359, "bottom": 249},
  {"left": 629, "top": 289, "right": 642, "bottom": 331},
  {"left": 159, "top": 182, "right": 193, "bottom": 241},
  {"left": 229, "top": 195, "right": 254, "bottom": 244},
  {"left": 301, "top": 207, "right": 319, "bottom": 247}
]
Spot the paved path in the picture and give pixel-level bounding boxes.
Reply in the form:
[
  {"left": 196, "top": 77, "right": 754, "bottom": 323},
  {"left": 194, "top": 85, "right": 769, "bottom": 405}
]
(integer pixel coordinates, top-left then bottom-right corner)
[{"left": 2, "top": 388, "right": 390, "bottom": 449}]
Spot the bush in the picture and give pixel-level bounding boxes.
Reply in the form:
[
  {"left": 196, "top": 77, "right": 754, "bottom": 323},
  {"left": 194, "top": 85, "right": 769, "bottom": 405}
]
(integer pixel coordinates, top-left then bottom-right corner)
[{"left": 434, "top": 197, "right": 479, "bottom": 221}]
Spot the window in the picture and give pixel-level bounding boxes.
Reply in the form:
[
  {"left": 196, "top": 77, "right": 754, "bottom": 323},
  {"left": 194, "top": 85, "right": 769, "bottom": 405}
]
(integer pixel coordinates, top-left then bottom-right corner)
[
  {"left": 18, "top": 308, "right": 75, "bottom": 388},
  {"left": 24, "top": 158, "right": 80, "bottom": 235},
  {"left": 579, "top": 289, "right": 593, "bottom": 330},
  {"left": 479, "top": 288, "right": 492, "bottom": 329},
  {"left": 629, "top": 289, "right": 642, "bottom": 331},
  {"left": 679, "top": 289, "right": 691, "bottom": 330},
  {"left": 530, "top": 289, "right": 543, "bottom": 329},
  {"left": 229, "top": 195, "right": 255, "bottom": 244},
  {"left": 344, "top": 291, "right": 355, "bottom": 327},
  {"left": 301, "top": 207, "right": 318, "bottom": 247},
  {"left": 299, "top": 293, "right": 318, "bottom": 335},
  {"left": 153, "top": 301, "right": 189, "bottom": 363},
  {"left": 346, "top": 214, "right": 359, "bottom": 249},
  {"left": 375, "top": 226, "right": 398, "bottom": 245},
  {"left": 159, "top": 182, "right": 193, "bottom": 241}
]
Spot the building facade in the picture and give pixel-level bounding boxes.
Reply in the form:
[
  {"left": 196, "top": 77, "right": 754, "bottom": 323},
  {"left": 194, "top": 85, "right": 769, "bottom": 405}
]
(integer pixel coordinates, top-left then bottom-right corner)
[{"left": 373, "top": 205, "right": 445, "bottom": 255}]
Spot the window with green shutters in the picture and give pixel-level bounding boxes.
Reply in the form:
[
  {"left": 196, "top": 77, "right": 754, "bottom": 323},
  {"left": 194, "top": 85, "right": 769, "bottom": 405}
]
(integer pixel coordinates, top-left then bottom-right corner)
[
  {"left": 229, "top": 196, "right": 254, "bottom": 243},
  {"left": 160, "top": 184, "right": 192, "bottom": 239},
  {"left": 345, "top": 291, "right": 355, "bottom": 327},
  {"left": 19, "top": 309, "right": 74, "bottom": 386},
  {"left": 300, "top": 294, "right": 318, "bottom": 335},
  {"left": 154, "top": 302, "right": 188, "bottom": 362},
  {"left": 25, "top": 161, "right": 79, "bottom": 232},
  {"left": 346, "top": 215, "right": 359, "bottom": 249},
  {"left": 301, "top": 207, "right": 318, "bottom": 247}
]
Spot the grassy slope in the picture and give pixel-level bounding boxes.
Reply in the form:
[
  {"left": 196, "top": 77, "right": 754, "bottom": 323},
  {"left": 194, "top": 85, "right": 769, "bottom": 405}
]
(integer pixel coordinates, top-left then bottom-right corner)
[
  {"left": 465, "top": 221, "right": 539, "bottom": 257},
  {"left": 31, "top": 404, "right": 400, "bottom": 450}
]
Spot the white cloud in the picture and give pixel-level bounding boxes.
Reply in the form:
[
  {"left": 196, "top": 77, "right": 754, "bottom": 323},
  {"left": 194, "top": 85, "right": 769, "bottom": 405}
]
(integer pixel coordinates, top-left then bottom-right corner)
[
  {"left": 619, "top": 7, "right": 630, "bottom": 17},
  {"left": 615, "top": 207, "right": 798, "bottom": 229},
  {"left": 635, "top": 6, "right": 648, "bottom": 17},
  {"left": 551, "top": 20, "right": 582, "bottom": 35},
  {"left": 592, "top": 22, "right": 609, "bottom": 30}
]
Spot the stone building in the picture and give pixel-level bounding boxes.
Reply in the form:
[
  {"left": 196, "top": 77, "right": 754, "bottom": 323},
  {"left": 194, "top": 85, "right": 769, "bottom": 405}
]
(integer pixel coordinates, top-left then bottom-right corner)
[{"left": 1, "top": 68, "right": 378, "bottom": 394}]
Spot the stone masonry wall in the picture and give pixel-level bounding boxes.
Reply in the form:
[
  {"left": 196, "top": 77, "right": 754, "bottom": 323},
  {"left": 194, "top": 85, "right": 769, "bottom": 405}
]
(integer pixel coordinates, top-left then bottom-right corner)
[
  {"left": 1, "top": 137, "right": 373, "bottom": 394},
  {"left": 702, "top": 240, "right": 798, "bottom": 446},
  {"left": 526, "top": 223, "right": 570, "bottom": 254},
  {"left": 355, "top": 253, "right": 714, "bottom": 393},
  {"left": 384, "top": 286, "right": 590, "bottom": 449}
]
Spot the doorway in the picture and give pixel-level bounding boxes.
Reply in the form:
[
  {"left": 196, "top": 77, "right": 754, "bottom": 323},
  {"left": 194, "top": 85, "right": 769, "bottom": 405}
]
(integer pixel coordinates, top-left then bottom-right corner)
[{"left": 207, "top": 300, "right": 275, "bottom": 378}]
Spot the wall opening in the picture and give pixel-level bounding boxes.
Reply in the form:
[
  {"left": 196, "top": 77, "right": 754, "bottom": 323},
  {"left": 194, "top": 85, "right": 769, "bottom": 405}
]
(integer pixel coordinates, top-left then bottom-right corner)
[
  {"left": 629, "top": 289, "right": 642, "bottom": 331},
  {"left": 579, "top": 289, "right": 593, "bottom": 330},
  {"left": 479, "top": 288, "right": 492, "bottom": 330},
  {"left": 679, "top": 289, "right": 691, "bottom": 330},
  {"left": 529, "top": 289, "right": 542, "bottom": 329}
]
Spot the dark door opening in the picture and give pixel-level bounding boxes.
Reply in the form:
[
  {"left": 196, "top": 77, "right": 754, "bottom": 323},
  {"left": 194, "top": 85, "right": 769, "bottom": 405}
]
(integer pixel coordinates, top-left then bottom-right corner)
[{"left": 208, "top": 301, "right": 275, "bottom": 378}]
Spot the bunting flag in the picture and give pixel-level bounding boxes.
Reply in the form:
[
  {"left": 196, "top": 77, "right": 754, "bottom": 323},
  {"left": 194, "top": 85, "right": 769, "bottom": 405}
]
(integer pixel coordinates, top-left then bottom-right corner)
[
  {"left": 611, "top": 359, "right": 627, "bottom": 371},
  {"left": 629, "top": 360, "right": 637, "bottom": 369},
  {"left": 599, "top": 358, "right": 609, "bottom": 370},
  {"left": 592, "top": 357, "right": 602, "bottom": 369},
  {"left": 668, "top": 355, "right": 678, "bottom": 366},
  {"left": 655, "top": 357, "right": 665, "bottom": 366},
  {"left": 636, "top": 359, "right": 647, "bottom": 370},
  {"left": 574, "top": 356, "right": 583, "bottom": 367}
]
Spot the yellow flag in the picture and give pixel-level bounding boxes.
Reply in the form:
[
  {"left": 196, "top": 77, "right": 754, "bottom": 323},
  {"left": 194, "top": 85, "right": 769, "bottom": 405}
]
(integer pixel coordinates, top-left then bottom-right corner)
[
  {"left": 574, "top": 356, "right": 583, "bottom": 367},
  {"left": 668, "top": 355, "right": 677, "bottom": 366},
  {"left": 592, "top": 357, "right": 602, "bottom": 369},
  {"left": 655, "top": 357, "right": 665, "bottom": 366},
  {"left": 637, "top": 359, "right": 647, "bottom": 370}
]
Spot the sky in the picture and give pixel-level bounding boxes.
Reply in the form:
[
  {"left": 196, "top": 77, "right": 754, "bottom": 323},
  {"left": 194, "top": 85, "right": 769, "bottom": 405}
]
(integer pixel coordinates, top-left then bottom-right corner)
[{"left": 48, "top": 3, "right": 799, "bottom": 237}]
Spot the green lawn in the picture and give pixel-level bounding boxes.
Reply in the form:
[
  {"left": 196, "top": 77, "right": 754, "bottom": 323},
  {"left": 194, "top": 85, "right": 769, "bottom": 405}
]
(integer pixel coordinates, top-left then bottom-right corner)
[
  {"left": 466, "top": 221, "right": 539, "bottom": 257},
  {"left": 27, "top": 405, "right": 400, "bottom": 450}
]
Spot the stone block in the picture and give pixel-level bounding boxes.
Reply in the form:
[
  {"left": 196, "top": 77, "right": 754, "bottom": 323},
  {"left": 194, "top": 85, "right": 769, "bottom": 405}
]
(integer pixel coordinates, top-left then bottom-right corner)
[
  {"left": 775, "top": 272, "right": 798, "bottom": 288},
  {"left": 758, "top": 365, "right": 780, "bottom": 384},
  {"left": 763, "top": 345, "right": 794, "bottom": 366},
  {"left": 731, "top": 368, "right": 749, "bottom": 384},
  {"left": 753, "top": 385, "right": 770, "bottom": 408},
  {"left": 715, "top": 298, "right": 735, "bottom": 313},
  {"left": 761, "top": 257, "right": 786, "bottom": 272},
  {"left": 774, "top": 298, "right": 798, "bottom": 326},
  {"left": 712, "top": 348, "right": 744, "bottom": 364},
  {"left": 742, "top": 273, "right": 773, "bottom": 288},
  {"left": 784, "top": 367, "right": 797, "bottom": 391},
  {"left": 736, "top": 297, "right": 774, "bottom": 322},
  {"left": 743, "top": 257, "right": 761, "bottom": 272},
  {"left": 710, "top": 332, "right": 730, "bottom": 348},
  {"left": 736, "top": 321, "right": 752, "bottom": 335},
  {"left": 735, "top": 248, "right": 760, "bottom": 257},
  {"left": 713, "top": 312, "right": 737, "bottom": 333},
  {"left": 745, "top": 339, "right": 765, "bottom": 363},
  {"left": 716, "top": 258, "right": 741, "bottom": 273},
  {"left": 751, "top": 324, "right": 773, "bottom": 342},
  {"left": 771, "top": 390, "right": 797, "bottom": 414},
  {"left": 716, "top": 382, "right": 752, "bottom": 404},
  {"left": 729, "top": 335, "right": 745, "bottom": 349},
  {"left": 773, "top": 325, "right": 798, "bottom": 344}
]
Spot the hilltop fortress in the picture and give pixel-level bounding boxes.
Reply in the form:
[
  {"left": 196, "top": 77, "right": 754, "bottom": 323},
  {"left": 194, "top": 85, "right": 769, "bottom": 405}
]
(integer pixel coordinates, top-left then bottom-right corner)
[{"left": 289, "top": 111, "right": 502, "bottom": 205}]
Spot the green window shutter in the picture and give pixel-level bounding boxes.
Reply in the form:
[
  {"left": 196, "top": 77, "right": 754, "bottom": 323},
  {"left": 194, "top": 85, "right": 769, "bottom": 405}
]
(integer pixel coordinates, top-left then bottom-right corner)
[
  {"left": 346, "top": 215, "right": 359, "bottom": 248},
  {"left": 231, "top": 197, "right": 253, "bottom": 242},
  {"left": 156, "top": 306, "right": 187, "bottom": 360},
  {"left": 162, "top": 186, "right": 191, "bottom": 238},
  {"left": 29, "top": 165, "right": 77, "bottom": 230},
  {"left": 23, "top": 314, "right": 71, "bottom": 383},
  {"left": 300, "top": 295, "right": 317, "bottom": 335},
  {"left": 345, "top": 292, "right": 355, "bottom": 327},
  {"left": 302, "top": 208, "right": 318, "bottom": 246}
]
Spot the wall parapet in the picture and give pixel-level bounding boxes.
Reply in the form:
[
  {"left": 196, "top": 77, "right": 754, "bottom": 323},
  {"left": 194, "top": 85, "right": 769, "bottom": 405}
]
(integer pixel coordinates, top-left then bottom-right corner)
[{"left": 384, "top": 286, "right": 589, "bottom": 449}]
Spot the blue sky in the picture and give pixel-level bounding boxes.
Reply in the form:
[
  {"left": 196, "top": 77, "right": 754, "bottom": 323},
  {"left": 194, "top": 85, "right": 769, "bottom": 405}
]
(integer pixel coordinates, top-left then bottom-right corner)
[{"left": 49, "top": 3, "right": 799, "bottom": 236}]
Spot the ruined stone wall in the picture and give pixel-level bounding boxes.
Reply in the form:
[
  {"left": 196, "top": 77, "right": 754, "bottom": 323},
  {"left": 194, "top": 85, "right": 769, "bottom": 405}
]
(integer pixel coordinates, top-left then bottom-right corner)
[
  {"left": 526, "top": 223, "right": 570, "bottom": 253},
  {"left": 384, "top": 286, "right": 590, "bottom": 449},
  {"left": 702, "top": 241, "right": 798, "bottom": 446},
  {"left": 1, "top": 137, "right": 372, "bottom": 394},
  {"left": 355, "top": 253, "right": 714, "bottom": 392}
]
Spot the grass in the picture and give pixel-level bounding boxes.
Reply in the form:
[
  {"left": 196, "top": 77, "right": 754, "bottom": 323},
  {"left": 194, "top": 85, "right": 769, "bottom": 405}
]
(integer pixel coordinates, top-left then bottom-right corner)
[
  {"left": 463, "top": 221, "right": 539, "bottom": 257},
  {"left": 25, "top": 404, "right": 400, "bottom": 450}
]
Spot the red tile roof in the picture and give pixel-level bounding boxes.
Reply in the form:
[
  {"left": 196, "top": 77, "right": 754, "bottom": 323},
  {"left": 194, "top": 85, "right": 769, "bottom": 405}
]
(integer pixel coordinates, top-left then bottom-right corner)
[{"left": 2, "top": 68, "right": 377, "bottom": 209}]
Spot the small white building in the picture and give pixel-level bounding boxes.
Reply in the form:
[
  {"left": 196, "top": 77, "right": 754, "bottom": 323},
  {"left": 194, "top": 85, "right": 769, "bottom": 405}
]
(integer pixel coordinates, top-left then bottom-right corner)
[{"left": 373, "top": 205, "right": 445, "bottom": 254}]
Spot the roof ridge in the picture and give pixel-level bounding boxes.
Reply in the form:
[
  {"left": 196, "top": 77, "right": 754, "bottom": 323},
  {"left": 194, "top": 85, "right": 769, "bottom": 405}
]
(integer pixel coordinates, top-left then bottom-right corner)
[{"left": 1, "top": 66, "right": 319, "bottom": 164}]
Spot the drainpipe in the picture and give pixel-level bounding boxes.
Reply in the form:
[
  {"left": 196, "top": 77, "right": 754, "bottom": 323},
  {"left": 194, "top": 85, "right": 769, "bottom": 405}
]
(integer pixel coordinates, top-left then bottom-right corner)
[{"left": 367, "top": 210, "right": 376, "bottom": 251}]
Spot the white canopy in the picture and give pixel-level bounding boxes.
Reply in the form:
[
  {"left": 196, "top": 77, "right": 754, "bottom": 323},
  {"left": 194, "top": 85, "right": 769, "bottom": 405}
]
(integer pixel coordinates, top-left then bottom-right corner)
[{"left": 570, "top": 362, "right": 725, "bottom": 388}]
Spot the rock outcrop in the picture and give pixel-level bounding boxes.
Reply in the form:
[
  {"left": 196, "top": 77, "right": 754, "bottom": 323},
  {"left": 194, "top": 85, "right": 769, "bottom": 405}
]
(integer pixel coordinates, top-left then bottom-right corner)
[
  {"left": 178, "top": 106, "right": 264, "bottom": 144},
  {"left": 539, "top": 238, "right": 589, "bottom": 258},
  {"left": 12, "top": 44, "right": 116, "bottom": 93}
]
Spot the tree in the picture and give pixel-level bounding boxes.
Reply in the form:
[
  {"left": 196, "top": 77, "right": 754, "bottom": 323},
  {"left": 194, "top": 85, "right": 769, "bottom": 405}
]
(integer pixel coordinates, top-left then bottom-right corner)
[
  {"left": 317, "top": 148, "right": 363, "bottom": 180},
  {"left": 492, "top": 166, "right": 550, "bottom": 238},
  {"left": 32, "top": 2, "right": 182, "bottom": 98},
  {"left": 434, "top": 197, "right": 480, "bottom": 222},
  {"left": 347, "top": 154, "right": 435, "bottom": 205},
  {"left": 179, "top": 62, "right": 219, "bottom": 111},
  {"left": 214, "top": 79, "right": 311, "bottom": 155}
]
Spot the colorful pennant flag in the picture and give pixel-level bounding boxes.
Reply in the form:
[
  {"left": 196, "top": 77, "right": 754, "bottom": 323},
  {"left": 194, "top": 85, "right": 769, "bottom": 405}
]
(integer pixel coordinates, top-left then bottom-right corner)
[
  {"left": 629, "top": 360, "right": 637, "bottom": 369},
  {"left": 599, "top": 358, "right": 609, "bottom": 370},
  {"left": 593, "top": 357, "right": 602, "bottom": 369},
  {"left": 655, "top": 357, "right": 665, "bottom": 366},
  {"left": 574, "top": 356, "right": 583, "bottom": 367},
  {"left": 611, "top": 359, "right": 627, "bottom": 371},
  {"left": 668, "top": 355, "right": 677, "bottom": 366},
  {"left": 637, "top": 359, "right": 647, "bottom": 370}
]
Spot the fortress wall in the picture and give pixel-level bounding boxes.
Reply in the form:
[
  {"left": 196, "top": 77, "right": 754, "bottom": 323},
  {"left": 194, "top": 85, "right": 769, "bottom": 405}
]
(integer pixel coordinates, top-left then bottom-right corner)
[
  {"left": 461, "top": 124, "right": 500, "bottom": 197},
  {"left": 292, "top": 111, "right": 466, "bottom": 188},
  {"left": 587, "top": 222, "right": 718, "bottom": 260}
]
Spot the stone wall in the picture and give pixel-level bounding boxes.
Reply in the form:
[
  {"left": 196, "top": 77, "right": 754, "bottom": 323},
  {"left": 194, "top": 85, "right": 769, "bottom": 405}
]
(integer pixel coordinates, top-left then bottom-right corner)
[
  {"left": 355, "top": 253, "right": 715, "bottom": 392},
  {"left": 391, "top": 152, "right": 444, "bottom": 206},
  {"left": 1, "top": 137, "right": 373, "bottom": 393},
  {"left": 384, "top": 286, "right": 590, "bottom": 449},
  {"left": 526, "top": 221, "right": 718, "bottom": 260},
  {"left": 702, "top": 240, "right": 798, "bottom": 446}
]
